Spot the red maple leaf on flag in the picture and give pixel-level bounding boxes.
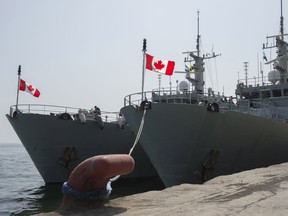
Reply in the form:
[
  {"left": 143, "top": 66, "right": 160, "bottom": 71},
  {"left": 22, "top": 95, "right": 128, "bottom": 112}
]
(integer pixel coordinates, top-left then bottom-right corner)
[
  {"left": 154, "top": 60, "right": 165, "bottom": 70},
  {"left": 27, "top": 84, "right": 35, "bottom": 92}
]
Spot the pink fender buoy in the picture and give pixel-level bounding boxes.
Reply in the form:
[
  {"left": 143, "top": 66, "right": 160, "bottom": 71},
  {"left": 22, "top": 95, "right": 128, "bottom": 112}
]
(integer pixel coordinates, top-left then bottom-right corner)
[{"left": 60, "top": 154, "right": 135, "bottom": 209}]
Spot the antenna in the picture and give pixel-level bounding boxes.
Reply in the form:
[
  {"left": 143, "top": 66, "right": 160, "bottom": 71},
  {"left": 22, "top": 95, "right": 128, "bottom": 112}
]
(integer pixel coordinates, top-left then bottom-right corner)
[
  {"left": 260, "top": 62, "right": 264, "bottom": 86},
  {"left": 16, "top": 65, "right": 22, "bottom": 112},
  {"left": 237, "top": 71, "right": 240, "bottom": 84},
  {"left": 141, "top": 38, "right": 147, "bottom": 101},
  {"left": 196, "top": 11, "right": 200, "bottom": 57},
  {"left": 158, "top": 74, "right": 162, "bottom": 92},
  {"left": 244, "top": 62, "right": 249, "bottom": 87},
  {"left": 280, "top": 0, "right": 284, "bottom": 39}
]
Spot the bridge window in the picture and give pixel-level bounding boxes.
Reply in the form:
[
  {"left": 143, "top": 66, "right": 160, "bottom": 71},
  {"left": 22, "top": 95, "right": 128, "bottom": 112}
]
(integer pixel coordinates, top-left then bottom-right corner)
[
  {"left": 261, "top": 90, "right": 271, "bottom": 98},
  {"left": 272, "top": 89, "right": 282, "bottom": 97},
  {"left": 240, "top": 92, "right": 249, "bottom": 99},
  {"left": 183, "top": 99, "right": 190, "bottom": 104},
  {"left": 251, "top": 91, "right": 260, "bottom": 99}
]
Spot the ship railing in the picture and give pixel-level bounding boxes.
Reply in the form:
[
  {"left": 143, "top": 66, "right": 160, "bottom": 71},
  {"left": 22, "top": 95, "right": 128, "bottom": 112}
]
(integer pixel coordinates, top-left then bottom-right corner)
[
  {"left": 124, "top": 89, "right": 235, "bottom": 108},
  {"left": 124, "top": 90, "right": 198, "bottom": 106},
  {"left": 237, "top": 76, "right": 271, "bottom": 88},
  {"left": 234, "top": 100, "right": 288, "bottom": 122},
  {"left": 9, "top": 104, "right": 120, "bottom": 123},
  {"left": 124, "top": 91, "right": 152, "bottom": 106}
]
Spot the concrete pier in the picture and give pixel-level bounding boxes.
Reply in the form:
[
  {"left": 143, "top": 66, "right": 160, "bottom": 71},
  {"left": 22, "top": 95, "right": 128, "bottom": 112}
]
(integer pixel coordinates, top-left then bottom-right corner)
[{"left": 35, "top": 162, "right": 288, "bottom": 216}]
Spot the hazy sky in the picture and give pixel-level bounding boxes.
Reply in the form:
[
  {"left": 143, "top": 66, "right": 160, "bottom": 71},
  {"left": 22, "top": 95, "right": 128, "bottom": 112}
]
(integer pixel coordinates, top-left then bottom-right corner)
[{"left": 0, "top": 0, "right": 284, "bottom": 143}]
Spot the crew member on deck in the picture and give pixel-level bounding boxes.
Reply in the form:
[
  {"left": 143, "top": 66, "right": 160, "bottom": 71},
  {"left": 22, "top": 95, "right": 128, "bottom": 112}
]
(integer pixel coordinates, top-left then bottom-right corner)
[{"left": 94, "top": 106, "right": 101, "bottom": 116}]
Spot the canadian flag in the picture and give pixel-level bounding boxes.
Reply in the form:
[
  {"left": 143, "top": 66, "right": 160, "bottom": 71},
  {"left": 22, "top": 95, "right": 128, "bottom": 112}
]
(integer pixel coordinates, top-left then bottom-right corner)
[
  {"left": 19, "top": 79, "right": 40, "bottom": 97},
  {"left": 145, "top": 53, "right": 175, "bottom": 76}
]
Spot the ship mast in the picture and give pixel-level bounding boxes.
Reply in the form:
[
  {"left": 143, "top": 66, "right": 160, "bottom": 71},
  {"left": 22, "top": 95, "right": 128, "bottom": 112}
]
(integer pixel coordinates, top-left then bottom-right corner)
[
  {"left": 263, "top": 0, "right": 288, "bottom": 84},
  {"left": 277, "top": 0, "right": 288, "bottom": 83},
  {"left": 196, "top": 11, "right": 200, "bottom": 57},
  {"left": 280, "top": 0, "right": 284, "bottom": 40},
  {"left": 141, "top": 38, "right": 147, "bottom": 101},
  {"left": 184, "top": 11, "right": 220, "bottom": 94}
]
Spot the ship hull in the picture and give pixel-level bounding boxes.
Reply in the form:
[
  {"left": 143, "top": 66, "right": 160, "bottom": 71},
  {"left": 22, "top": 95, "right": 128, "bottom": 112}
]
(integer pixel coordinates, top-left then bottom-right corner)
[
  {"left": 6, "top": 113, "right": 157, "bottom": 183},
  {"left": 121, "top": 103, "right": 288, "bottom": 187}
]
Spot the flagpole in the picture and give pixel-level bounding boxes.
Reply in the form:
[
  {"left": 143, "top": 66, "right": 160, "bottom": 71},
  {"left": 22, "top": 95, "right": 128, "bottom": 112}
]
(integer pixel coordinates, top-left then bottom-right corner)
[
  {"left": 16, "top": 65, "right": 21, "bottom": 112},
  {"left": 141, "top": 38, "right": 147, "bottom": 101}
]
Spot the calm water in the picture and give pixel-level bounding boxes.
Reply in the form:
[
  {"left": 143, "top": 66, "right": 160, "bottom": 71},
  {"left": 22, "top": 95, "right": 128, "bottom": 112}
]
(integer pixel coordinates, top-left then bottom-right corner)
[
  {"left": 0, "top": 143, "right": 164, "bottom": 216},
  {"left": 0, "top": 143, "right": 62, "bottom": 216}
]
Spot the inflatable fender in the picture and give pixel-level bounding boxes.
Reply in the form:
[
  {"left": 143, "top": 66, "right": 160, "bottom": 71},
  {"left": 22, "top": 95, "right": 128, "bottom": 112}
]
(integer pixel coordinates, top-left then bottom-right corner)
[{"left": 78, "top": 113, "right": 86, "bottom": 124}]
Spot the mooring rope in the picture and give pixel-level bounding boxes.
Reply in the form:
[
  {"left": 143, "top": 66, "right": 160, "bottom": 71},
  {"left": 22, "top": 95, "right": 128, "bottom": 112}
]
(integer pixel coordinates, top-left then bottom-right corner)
[{"left": 110, "top": 108, "right": 147, "bottom": 182}]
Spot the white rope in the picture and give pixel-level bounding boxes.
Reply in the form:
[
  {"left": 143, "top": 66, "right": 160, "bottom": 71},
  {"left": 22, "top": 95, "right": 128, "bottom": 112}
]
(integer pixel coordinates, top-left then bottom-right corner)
[
  {"left": 110, "top": 109, "right": 147, "bottom": 182},
  {"left": 128, "top": 109, "right": 146, "bottom": 156}
]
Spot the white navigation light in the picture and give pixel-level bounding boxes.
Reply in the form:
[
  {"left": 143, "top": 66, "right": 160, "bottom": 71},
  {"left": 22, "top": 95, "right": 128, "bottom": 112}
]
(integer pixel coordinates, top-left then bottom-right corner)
[{"left": 268, "top": 70, "right": 280, "bottom": 84}]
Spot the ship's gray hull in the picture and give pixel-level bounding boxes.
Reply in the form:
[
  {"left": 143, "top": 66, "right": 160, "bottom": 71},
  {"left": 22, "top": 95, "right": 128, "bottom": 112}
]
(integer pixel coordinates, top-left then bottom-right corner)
[
  {"left": 6, "top": 113, "right": 157, "bottom": 183},
  {"left": 121, "top": 103, "right": 288, "bottom": 187}
]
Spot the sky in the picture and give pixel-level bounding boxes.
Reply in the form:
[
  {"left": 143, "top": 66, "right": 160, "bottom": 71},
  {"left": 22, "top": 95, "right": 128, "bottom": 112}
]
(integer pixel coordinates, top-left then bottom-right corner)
[{"left": 0, "top": 0, "right": 284, "bottom": 144}]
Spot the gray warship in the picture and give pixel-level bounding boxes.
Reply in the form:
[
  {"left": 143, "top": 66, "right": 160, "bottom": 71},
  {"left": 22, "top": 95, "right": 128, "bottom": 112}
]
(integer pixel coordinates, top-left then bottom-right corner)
[
  {"left": 121, "top": 3, "right": 288, "bottom": 187},
  {"left": 6, "top": 88, "right": 157, "bottom": 184}
]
